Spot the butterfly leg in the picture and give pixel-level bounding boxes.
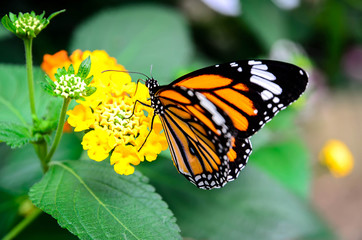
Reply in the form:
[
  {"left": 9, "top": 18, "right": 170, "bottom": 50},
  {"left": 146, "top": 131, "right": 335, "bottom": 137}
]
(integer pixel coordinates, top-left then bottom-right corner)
[
  {"left": 124, "top": 100, "right": 152, "bottom": 119},
  {"left": 138, "top": 113, "right": 156, "bottom": 152}
]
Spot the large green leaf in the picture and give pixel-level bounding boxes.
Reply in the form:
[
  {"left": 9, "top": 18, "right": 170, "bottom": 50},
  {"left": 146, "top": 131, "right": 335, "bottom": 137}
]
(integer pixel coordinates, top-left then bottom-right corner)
[
  {"left": 0, "top": 133, "right": 82, "bottom": 195},
  {"left": 139, "top": 152, "right": 334, "bottom": 240},
  {"left": 0, "top": 121, "right": 38, "bottom": 148},
  {"left": 29, "top": 160, "right": 181, "bottom": 240},
  {"left": 70, "top": 4, "right": 193, "bottom": 84},
  {"left": 0, "top": 191, "right": 21, "bottom": 237},
  {"left": 250, "top": 139, "right": 310, "bottom": 198},
  {"left": 0, "top": 64, "right": 56, "bottom": 124},
  {"left": 241, "top": 0, "right": 288, "bottom": 50}
]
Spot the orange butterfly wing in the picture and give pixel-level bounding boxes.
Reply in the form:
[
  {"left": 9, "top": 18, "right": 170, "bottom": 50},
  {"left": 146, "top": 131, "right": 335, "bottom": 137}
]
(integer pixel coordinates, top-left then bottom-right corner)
[
  {"left": 147, "top": 60, "right": 308, "bottom": 189},
  {"left": 156, "top": 86, "right": 251, "bottom": 189}
]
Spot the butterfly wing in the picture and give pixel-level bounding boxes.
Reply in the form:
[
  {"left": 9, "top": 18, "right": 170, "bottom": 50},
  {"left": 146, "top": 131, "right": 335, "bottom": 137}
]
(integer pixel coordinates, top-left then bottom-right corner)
[
  {"left": 155, "top": 86, "right": 252, "bottom": 189},
  {"left": 171, "top": 60, "right": 308, "bottom": 138}
]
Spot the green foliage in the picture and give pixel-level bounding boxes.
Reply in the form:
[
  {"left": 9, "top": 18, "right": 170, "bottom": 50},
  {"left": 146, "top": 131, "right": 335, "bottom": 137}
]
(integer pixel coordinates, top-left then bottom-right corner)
[
  {"left": 241, "top": 0, "right": 288, "bottom": 50},
  {"left": 70, "top": 4, "right": 193, "bottom": 84},
  {"left": 0, "top": 121, "right": 38, "bottom": 148},
  {"left": 76, "top": 56, "right": 91, "bottom": 79},
  {"left": 1, "top": 10, "right": 65, "bottom": 39},
  {"left": 0, "top": 64, "right": 54, "bottom": 124},
  {"left": 250, "top": 139, "right": 311, "bottom": 198},
  {"left": 1, "top": 2, "right": 347, "bottom": 239},
  {"left": 0, "top": 133, "right": 82, "bottom": 196},
  {"left": 139, "top": 152, "right": 334, "bottom": 240},
  {"left": 29, "top": 160, "right": 181, "bottom": 240},
  {"left": 0, "top": 191, "right": 22, "bottom": 237}
]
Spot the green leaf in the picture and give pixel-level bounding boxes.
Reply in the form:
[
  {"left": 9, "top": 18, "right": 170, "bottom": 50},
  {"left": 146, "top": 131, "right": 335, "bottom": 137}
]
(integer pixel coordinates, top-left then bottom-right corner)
[
  {"left": 84, "top": 75, "right": 93, "bottom": 85},
  {"left": 0, "top": 121, "right": 37, "bottom": 148},
  {"left": 76, "top": 56, "right": 91, "bottom": 79},
  {"left": 0, "top": 143, "right": 43, "bottom": 195},
  {"left": 0, "top": 64, "right": 55, "bottom": 125},
  {"left": 40, "top": 75, "right": 56, "bottom": 96},
  {"left": 70, "top": 4, "right": 193, "bottom": 84},
  {"left": 250, "top": 139, "right": 311, "bottom": 198},
  {"left": 47, "top": 9, "right": 66, "bottom": 21},
  {"left": 29, "top": 160, "right": 181, "bottom": 240},
  {"left": 0, "top": 190, "right": 22, "bottom": 237},
  {"left": 85, "top": 86, "right": 96, "bottom": 97},
  {"left": 241, "top": 0, "right": 288, "bottom": 50},
  {"left": 139, "top": 152, "right": 335, "bottom": 240},
  {"left": 1, "top": 15, "right": 16, "bottom": 34},
  {"left": 68, "top": 64, "right": 75, "bottom": 75},
  {"left": 0, "top": 133, "right": 82, "bottom": 195}
]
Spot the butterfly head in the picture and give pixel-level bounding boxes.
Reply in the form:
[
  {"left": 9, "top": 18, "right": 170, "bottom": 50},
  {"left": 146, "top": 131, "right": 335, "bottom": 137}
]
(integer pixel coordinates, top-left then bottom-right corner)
[{"left": 145, "top": 77, "right": 160, "bottom": 96}]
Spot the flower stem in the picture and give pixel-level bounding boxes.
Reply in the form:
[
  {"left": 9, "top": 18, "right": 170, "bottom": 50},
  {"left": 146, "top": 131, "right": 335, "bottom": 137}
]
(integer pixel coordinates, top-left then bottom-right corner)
[
  {"left": 2, "top": 208, "right": 42, "bottom": 240},
  {"left": 34, "top": 139, "right": 48, "bottom": 172},
  {"left": 43, "top": 98, "right": 71, "bottom": 170},
  {"left": 23, "top": 38, "right": 37, "bottom": 121}
]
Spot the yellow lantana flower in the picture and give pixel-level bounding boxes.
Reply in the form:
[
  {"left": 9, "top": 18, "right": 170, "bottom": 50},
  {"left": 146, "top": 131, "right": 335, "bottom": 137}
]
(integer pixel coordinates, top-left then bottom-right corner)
[
  {"left": 319, "top": 139, "right": 354, "bottom": 177},
  {"left": 41, "top": 50, "right": 168, "bottom": 175}
]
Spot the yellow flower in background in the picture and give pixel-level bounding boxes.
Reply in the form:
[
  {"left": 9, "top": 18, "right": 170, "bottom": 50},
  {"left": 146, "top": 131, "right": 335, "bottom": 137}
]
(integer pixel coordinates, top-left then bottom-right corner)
[
  {"left": 41, "top": 50, "right": 168, "bottom": 175},
  {"left": 319, "top": 139, "right": 354, "bottom": 177}
]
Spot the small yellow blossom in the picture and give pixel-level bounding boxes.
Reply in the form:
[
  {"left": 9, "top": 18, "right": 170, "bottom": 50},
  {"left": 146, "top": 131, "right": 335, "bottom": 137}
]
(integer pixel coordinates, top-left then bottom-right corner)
[
  {"left": 111, "top": 145, "right": 141, "bottom": 175},
  {"left": 41, "top": 50, "right": 168, "bottom": 175},
  {"left": 66, "top": 104, "right": 95, "bottom": 131},
  {"left": 319, "top": 139, "right": 354, "bottom": 177},
  {"left": 82, "top": 128, "right": 117, "bottom": 161}
]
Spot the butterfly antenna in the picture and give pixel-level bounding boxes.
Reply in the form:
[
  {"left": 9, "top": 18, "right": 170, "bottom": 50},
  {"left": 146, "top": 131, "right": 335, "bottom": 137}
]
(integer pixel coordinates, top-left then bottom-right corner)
[{"left": 150, "top": 65, "right": 154, "bottom": 79}]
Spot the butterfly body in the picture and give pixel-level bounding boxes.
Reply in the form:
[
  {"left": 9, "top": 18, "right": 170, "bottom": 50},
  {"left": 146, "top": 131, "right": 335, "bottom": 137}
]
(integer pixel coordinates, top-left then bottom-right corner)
[{"left": 144, "top": 60, "right": 308, "bottom": 190}]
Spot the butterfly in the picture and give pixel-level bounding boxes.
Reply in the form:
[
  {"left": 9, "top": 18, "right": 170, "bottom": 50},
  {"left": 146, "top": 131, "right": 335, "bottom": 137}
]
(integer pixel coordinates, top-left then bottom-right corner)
[{"left": 141, "top": 60, "right": 308, "bottom": 190}]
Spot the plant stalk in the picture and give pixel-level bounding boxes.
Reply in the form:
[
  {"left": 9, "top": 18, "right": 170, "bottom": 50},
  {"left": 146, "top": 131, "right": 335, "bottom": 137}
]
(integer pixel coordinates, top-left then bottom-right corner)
[
  {"left": 23, "top": 38, "right": 37, "bottom": 121},
  {"left": 43, "top": 97, "right": 71, "bottom": 170},
  {"left": 2, "top": 208, "right": 42, "bottom": 240}
]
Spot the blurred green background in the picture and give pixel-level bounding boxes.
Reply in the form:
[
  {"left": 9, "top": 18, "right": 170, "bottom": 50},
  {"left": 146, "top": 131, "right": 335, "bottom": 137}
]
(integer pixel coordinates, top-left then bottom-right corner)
[{"left": 0, "top": 0, "right": 361, "bottom": 239}]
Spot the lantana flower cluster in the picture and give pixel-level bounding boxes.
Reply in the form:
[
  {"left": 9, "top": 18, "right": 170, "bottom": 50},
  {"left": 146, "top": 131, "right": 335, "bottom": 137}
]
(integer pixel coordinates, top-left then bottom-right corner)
[
  {"left": 41, "top": 50, "right": 168, "bottom": 175},
  {"left": 44, "top": 56, "right": 95, "bottom": 99},
  {"left": 1, "top": 10, "right": 64, "bottom": 39}
]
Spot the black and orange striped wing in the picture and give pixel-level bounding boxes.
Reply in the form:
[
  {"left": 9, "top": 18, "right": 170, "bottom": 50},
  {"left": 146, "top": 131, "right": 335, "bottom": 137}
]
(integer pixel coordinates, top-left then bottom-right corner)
[
  {"left": 155, "top": 86, "right": 252, "bottom": 189},
  {"left": 150, "top": 59, "right": 308, "bottom": 189},
  {"left": 171, "top": 60, "right": 308, "bottom": 139}
]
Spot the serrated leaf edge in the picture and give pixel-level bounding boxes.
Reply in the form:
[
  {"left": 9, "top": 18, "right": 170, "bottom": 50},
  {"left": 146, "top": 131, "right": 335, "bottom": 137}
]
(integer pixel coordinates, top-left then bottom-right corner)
[{"left": 47, "top": 161, "right": 142, "bottom": 240}]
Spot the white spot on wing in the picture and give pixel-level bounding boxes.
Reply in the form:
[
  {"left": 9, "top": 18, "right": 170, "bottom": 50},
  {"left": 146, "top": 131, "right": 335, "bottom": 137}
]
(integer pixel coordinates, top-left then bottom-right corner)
[
  {"left": 195, "top": 91, "right": 225, "bottom": 126},
  {"left": 273, "top": 97, "right": 280, "bottom": 103},
  {"left": 252, "top": 64, "right": 268, "bottom": 70},
  {"left": 248, "top": 60, "right": 262, "bottom": 65},
  {"left": 237, "top": 67, "right": 242, "bottom": 72},
  {"left": 250, "top": 75, "right": 282, "bottom": 95},
  {"left": 261, "top": 90, "right": 274, "bottom": 101},
  {"left": 251, "top": 68, "right": 276, "bottom": 81}
]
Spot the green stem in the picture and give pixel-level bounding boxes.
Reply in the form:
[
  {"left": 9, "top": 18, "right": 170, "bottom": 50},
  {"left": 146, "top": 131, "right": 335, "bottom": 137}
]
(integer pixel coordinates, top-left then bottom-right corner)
[
  {"left": 2, "top": 208, "right": 42, "bottom": 240},
  {"left": 42, "top": 98, "right": 71, "bottom": 171},
  {"left": 23, "top": 38, "right": 37, "bottom": 121},
  {"left": 33, "top": 139, "right": 48, "bottom": 172}
]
